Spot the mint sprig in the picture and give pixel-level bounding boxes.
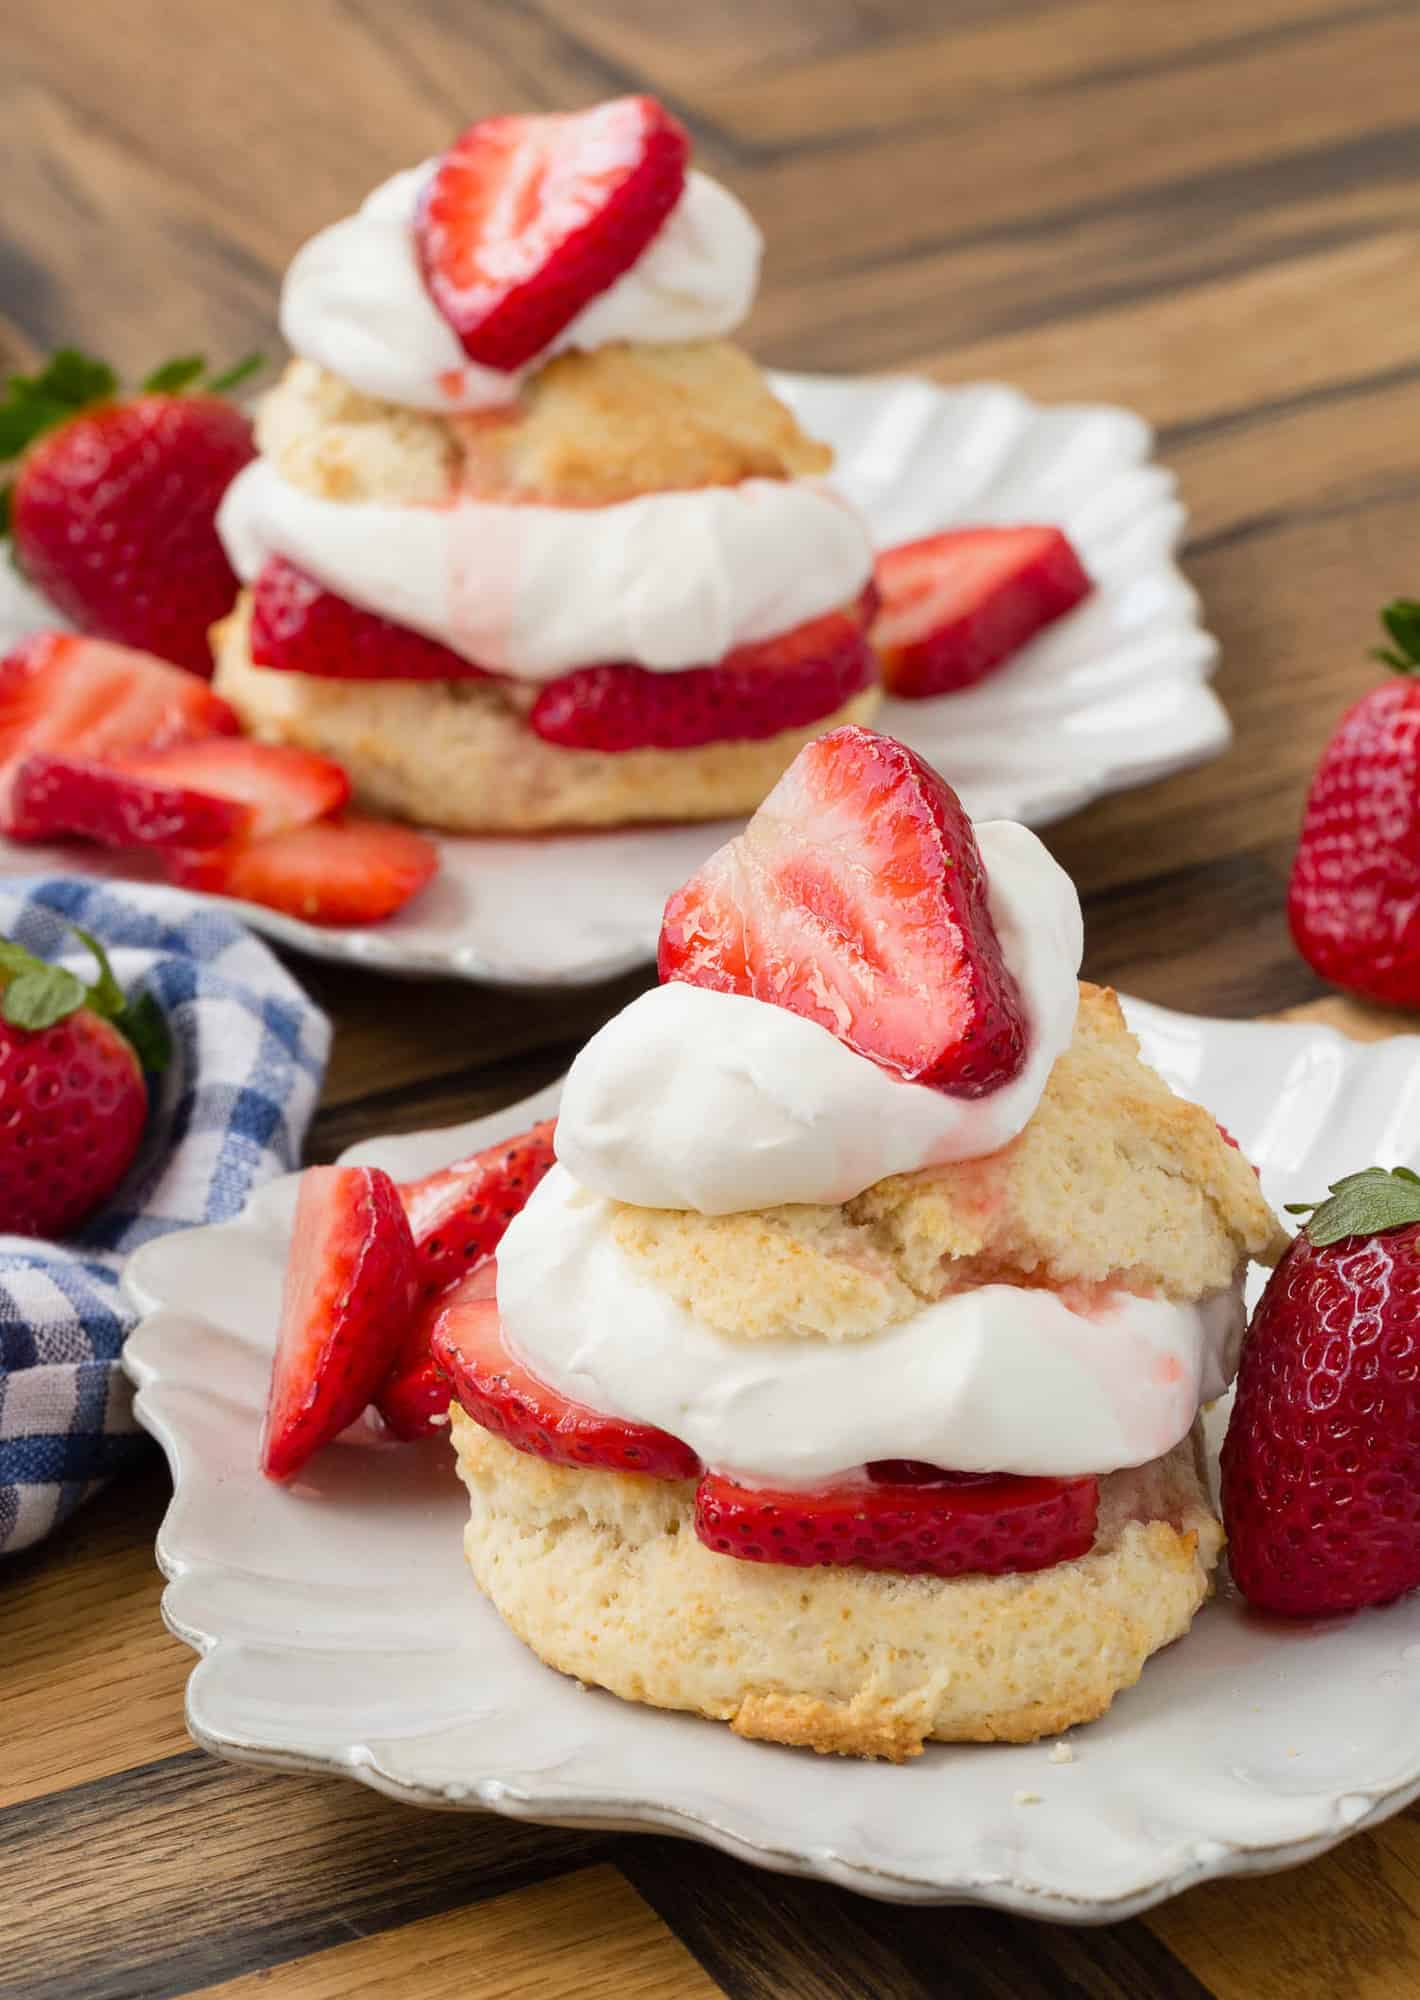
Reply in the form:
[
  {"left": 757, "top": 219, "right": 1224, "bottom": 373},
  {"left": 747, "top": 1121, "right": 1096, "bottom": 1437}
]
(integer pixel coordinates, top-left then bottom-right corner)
[
  {"left": 1285, "top": 1166, "right": 1420, "bottom": 1246},
  {"left": 0, "top": 926, "right": 171, "bottom": 1070}
]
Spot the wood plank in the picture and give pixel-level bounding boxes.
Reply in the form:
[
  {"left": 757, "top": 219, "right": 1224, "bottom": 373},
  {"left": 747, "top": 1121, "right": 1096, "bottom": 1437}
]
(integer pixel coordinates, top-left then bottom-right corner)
[
  {"left": 187, "top": 1865, "right": 725, "bottom": 2000},
  {"left": 1149, "top": 1807, "right": 1420, "bottom": 2000},
  {"left": 0, "top": 1458, "right": 190, "bottom": 1808},
  {"left": 0, "top": 1753, "right": 604, "bottom": 2000}
]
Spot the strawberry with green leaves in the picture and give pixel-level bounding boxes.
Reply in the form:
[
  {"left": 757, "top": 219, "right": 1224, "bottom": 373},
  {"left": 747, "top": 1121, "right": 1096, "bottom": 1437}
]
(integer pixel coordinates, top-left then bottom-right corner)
[
  {"left": 1221, "top": 1165, "right": 1420, "bottom": 1617},
  {"left": 1, "top": 350, "right": 260, "bottom": 677},
  {"left": 1289, "top": 600, "right": 1420, "bottom": 1006},
  {"left": 0, "top": 927, "right": 169, "bottom": 1239}
]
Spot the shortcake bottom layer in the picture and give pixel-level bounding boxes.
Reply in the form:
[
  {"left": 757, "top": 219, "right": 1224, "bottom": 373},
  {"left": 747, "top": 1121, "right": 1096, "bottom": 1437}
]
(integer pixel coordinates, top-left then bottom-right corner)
[
  {"left": 213, "top": 596, "right": 880, "bottom": 833},
  {"left": 449, "top": 1410, "right": 1224, "bottom": 1761}
]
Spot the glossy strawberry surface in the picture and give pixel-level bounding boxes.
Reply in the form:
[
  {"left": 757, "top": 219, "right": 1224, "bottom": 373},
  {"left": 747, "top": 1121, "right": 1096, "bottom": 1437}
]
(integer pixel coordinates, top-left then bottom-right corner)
[{"left": 658, "top": 725, "right": 1028, "bottom": 1095}]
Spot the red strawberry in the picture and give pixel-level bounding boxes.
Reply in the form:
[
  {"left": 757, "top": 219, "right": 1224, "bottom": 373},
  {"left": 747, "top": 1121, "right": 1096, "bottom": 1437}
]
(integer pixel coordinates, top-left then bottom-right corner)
[
  {"left": 8, "top": 739, "right": 349, "bottom": 851},
  {"left": 263, "top": 1164, "right": 418, "bottom": 1481},
  {"left": 8, "top": 754, "right": 251, "bottom": 851},
  {"left": 375, "top": 1291, "right": 455, "bottom": 1444},
  {"left": 400, "top": 1117, "right": 558, "bottom": 1300},
  {"left": 0, "top": 926, "right": 169, "bottom": 1238},
  {"left": 872, "top": 526, "right": 1090, "bottom": 698},
  {"left": 249, "top": 558, "right": 497, "bottom": 683},
  {"left": 694, "top": 1466, "right": 1099, "bottom": 1577},
  {"left": 431, "top": 1261, "right": 702, "bottom": 1478},
  {"left": 416, "top": 98, "right": 689, "bottom": 371},
  {"left": 1, "top": 351, "right": 260, "bottom": 676},
  {"left": 530, "top": 606, "right": 877, "bottom": 752},
  {"left": 1220, "top": 1166, "right": 1420, "bottom": 1617},
  {"left": 0, "top": 634, "right": 238, "bottom": 827},
  {"left": 1288, "top": 601, "right": 1420, "bottom": 1007},
  {"left": 658, "top": 724, "right": 1028, "bottom": 1095},
  {"left": 166, "top": 814, "right": 439, "bottom": 927}
]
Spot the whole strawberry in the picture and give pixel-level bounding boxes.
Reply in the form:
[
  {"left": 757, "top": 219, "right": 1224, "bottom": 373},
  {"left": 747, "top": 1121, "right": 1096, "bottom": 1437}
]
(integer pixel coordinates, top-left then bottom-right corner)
[
  {"left": 1288, "top": 600, "right": 1420, "bottom": 1005},
  {"left": 1, "top": 350, "right": 259, "bottom": 678},
  {"left": 0, "top": 927, "right": 169, "bottom": 1238},
  {"left": 1220, "top": 1166, "right": 1420, "bottom": 1617}
]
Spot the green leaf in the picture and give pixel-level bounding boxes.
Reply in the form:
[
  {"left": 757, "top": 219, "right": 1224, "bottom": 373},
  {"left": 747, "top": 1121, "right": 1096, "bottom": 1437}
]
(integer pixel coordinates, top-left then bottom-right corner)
[
  {"left": 1, "top": 964, "right": 85, "bottom": 1031},
  {"left": 142, "top": 354, "right": 207, "bottom": 395},
  {"left": 0, "top": 939, "right": 42, "bottom": 978},
  {"left": 70, "top": 924, "right": 125, "bottom": 1020},
  {"left": 206, "top": 351, "right": 265, "bottom": 395},
  {"left": 0, "top": 348, "right": 118, "bottom": 463},
  {"left": 1286, "top": 1165, "right": 1420, "bottom": 1246},
  {"left": 1375, "top": 599, "right": 1420, "bottom": 676},
  {"left": 0, "top": 482, "right": 11, "bottom": 539},
  {"left": 114, "top": 991, "right": 171, "bottom": 1073}
]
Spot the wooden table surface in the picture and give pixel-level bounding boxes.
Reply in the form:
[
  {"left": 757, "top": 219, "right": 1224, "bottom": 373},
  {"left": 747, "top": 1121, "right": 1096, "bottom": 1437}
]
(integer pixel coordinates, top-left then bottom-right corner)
[{"left": 5, "top": 1, "right": 1420, "bottom": 1994}]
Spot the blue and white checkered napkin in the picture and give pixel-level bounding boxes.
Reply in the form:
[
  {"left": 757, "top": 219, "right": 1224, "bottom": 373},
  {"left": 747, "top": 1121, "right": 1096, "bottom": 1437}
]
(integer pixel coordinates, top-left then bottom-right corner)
[{"left": 0, "top": 877, "right": 329, "bottom": 1556}]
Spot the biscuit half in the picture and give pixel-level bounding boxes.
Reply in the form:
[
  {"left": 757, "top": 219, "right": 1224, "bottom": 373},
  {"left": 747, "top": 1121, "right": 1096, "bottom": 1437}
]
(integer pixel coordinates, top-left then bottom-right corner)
[{"left": 450, "top": 1408, "right": 1224, "bottom": 1762}]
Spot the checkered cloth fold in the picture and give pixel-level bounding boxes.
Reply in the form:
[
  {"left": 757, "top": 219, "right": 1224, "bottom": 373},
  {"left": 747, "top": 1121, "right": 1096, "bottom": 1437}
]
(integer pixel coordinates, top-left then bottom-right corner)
[{"left": 0, "top": 877, "right": 329, "bottom": 1555}]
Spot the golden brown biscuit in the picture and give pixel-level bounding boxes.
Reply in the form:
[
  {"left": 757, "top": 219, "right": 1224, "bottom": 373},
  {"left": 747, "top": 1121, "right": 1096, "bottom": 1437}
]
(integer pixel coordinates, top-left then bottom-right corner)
[
  {"left": 450, "top": 1409, "right": 1224, "bottom": 1761},
  {"left": 611, "top": 983, "right": 1288, "bottom": 1341},
  {"left": 257, "top": 343, "right": 831, "bottom": 507}
]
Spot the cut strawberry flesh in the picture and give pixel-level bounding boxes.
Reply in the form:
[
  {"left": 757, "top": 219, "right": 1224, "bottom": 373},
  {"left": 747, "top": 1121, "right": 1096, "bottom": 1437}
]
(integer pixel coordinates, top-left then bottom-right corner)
[
  {"left": 400, "top": 1117, "right": 558, "bottom": 1300},
  {"left": 165, "top": 814, "right": 439, "bottom": 927},
  {"left": 416, "top": 97, "right": 690, "bottom": 370},
  {"left": 432, "top": 1261, "right": 702, "bottom": 1478},
  {"left": 375, "top": 1287, "right": 454, "bottom": 1443},
  {"left": 0, "top": 633, "right": 237, "bottom": 826},
  {"left": 7, "top": 752, "right": 251, "bottom": 849},
  {"left": 530, "top": 606, "right": 877, "bottom": 753},
  {"left": 872, "top": 526, "right": 1090, "bottom": 698},
  {"left": 249, "top": 558, "right": 497, "bottom": 683},
  {"left": 659, "top": 724, "right": 1029, "bottom": 1095},
  {"left": 6, "top": 738, "right": 349, "bottom": 851},
  {"left": 262, "top": 1164, "right": 418, "bottom": 1482},
  {"left": 694, "top": 1467, "right": 1099, "bottom": 1577}
]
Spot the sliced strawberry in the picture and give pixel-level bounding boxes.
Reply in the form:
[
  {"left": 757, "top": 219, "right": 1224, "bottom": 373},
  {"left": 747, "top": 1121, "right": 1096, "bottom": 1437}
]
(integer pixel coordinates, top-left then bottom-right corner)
[
  {"left": 658, "top": 724, "right": 1028, "bottom": 1095},
  {"left": 694, "top": 1467, "right": 1099, "bottom": 1577},
  {"left": 375, "top": 1290, "right": 454, "bottom": 1443},
  {"left": 7, "top": 752, "right": 252, "bottom": 850},
  {"left": 166, "top": 814, "right": 439, "bottom": 927},
  {"left": 249, "top": 558, "right": 496, "bottom": 682},
  {"left": 872, "top": 527, "right": 1090, "bottom": 698},
  {"left": 7, "top": 739, "right": 348, "bottom": 850},
  {"left": 416, "top": 97, "right": 690, "bottom": 371},
  {"left": 0, "top": 633, "right": 238, "bottom": 826},
  {"left": 432, "top": 1262, "right": 702, "bottom": 1478},
  {"left": 262, "top": 1164, "right": 417, "bottom": 1481},
  {"left": 530, "top": 607, "right": 877, "bottom": 752},
  {"left": 400, "top": 1117, "right": 558, "bottom": 1300}
]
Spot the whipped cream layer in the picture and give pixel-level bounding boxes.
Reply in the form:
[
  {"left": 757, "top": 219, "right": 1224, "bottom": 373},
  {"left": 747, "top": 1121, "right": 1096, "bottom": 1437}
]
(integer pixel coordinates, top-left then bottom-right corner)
[
  {"left": 219, "top": 461, "right": 873, "bottom": 681},
  {"left": 497, "top": 1166, "right": 1245, "bottom": 1483},
  {"left": 556, "top": 821, "right": 1084, "bottom": 1213},
  {"left": 281, "top": 165, "right": 763, "bottom": 413}
]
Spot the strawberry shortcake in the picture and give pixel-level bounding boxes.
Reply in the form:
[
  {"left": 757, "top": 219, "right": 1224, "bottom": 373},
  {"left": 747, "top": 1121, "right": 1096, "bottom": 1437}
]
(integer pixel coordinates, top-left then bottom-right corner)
[
  {"left": 213, "top": 97, "right": 880, "bottom": 832},
  {"left": 434, "top": 727, "right": 1285, "bottom": 1757}
]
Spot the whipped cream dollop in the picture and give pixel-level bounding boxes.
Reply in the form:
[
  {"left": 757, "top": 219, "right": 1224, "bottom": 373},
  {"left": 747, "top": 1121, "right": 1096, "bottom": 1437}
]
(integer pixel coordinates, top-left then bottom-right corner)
[
  {"left": 281, "top": 165, "right": 763, "bottom": 413},
  {"left": 219, "top": 461, "right": 873, "bottom": 680},
  {"left": 496, "top": 1167, "right": 1245, "bottom": 1483},
  {"left": 556, "top": 821, "right": 1084, "bottom": 1213}
]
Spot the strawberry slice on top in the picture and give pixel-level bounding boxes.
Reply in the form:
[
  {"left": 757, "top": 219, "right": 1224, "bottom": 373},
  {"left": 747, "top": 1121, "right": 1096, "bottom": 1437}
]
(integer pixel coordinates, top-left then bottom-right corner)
[
  {"left": 872, "top": 526, "right": 1090, "bottom": 699},
  {"left": 659, "top": 725, "right": 1028, "bottom": 1096},
  {"left": 416, "top": 97, "right": 690, "bottom": 371}
]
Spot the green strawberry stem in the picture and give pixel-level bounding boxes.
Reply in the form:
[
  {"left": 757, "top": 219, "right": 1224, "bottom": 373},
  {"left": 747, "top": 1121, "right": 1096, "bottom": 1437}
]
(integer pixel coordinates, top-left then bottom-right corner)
[
  {"left": 0, "top": 926, "right": 171, "bottom": 1069},
  {"left": 0, "top": 347, "right": 264, "bottom": 538},
  {"left": 1284, "top": 1165, "right": 1420, "bottom": 1246},
  {"left": 1373, "top": 599, "right": 1420, "bottom": 675}
]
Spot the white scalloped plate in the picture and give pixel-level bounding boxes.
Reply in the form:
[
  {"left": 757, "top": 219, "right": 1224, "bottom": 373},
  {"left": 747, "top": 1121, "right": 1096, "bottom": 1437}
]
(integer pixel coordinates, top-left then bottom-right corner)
[
  {"left": 123, "top": 1000, "right": 1420, "bottom": 1920},
  {"left": 0, "top": 374, "right": 1226, "bottom": 987}
]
